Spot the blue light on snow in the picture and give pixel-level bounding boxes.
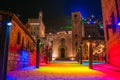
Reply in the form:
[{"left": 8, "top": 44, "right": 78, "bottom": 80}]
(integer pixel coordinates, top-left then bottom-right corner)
[{"left": 19, "top": 50, "right": 30, "bottom": 66}]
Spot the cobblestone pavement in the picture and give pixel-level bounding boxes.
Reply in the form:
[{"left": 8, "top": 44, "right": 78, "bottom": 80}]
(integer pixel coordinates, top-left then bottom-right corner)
[{"left": 7, "top": 61, "right": 120, "bottom": 80}]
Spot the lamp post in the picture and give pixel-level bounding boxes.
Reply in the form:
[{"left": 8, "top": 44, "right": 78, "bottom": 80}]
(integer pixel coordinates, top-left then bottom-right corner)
[
  {"left": 36, "top": 39, "right": 41, "bottom": 68},
  {"left": 0, "top": 13, "right": 12, "bottom": 80},
  {"left": 78, "top": 45, "right": 82, "bottom": 64},
  {"left": 4, "top": 21, "right": 12, "bottom": 80},
  {"left": 49, "top": 47, "right": 52, "bottom": 62},
  {"left": 87, "top": 40, "right": 93, "bottom": 69},
  {"left": 45, "top": 46, "right": 49, "bottom": 64},
  {"left": 76, "top": 49, "right": 79, "bottom": 62},
  {"left": 0, "top": 16, "right": 12, "bottom": 80}
]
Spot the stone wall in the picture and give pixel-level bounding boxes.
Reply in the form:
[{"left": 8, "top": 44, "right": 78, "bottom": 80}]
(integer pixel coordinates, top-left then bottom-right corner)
[
  {"left": 7, "top": 51, "right": 29, "bottom": 71},
  {"left": 0, "top": 11, "right": 37, "bottom": 71},
  {"left": 101, "top": 0, "right": 120, "bottom": 67}
]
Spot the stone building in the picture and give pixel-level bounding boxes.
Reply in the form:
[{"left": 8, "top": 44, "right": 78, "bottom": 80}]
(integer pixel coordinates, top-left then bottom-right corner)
[
  {"left": 46, "top": 12, "right": 105, "bottom": 61},
  {"left": 72, "top": 12, "right": 82, "bottom": 59},
  {"left": 27, "top": 11, "right": 45, "bottom": 42},
  {"left": 101, "top": 0, "right": 120, "bottom": 67},
  {"left": 46, "top": 31, "right": 72, "bottom": 60},
  {"left": 0, "top": 11, "right": 36, "bottom": 71}
]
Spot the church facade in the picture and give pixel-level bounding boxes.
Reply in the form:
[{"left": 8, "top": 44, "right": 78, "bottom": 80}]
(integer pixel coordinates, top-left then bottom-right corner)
[{"left": 46, "top": 31, "right": 73, "bottom": 60}]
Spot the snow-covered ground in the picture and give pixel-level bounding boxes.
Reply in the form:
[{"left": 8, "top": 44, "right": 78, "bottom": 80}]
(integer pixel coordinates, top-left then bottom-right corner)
[{"left": 7, "top": 61, "right": 120, "bottom": 80}]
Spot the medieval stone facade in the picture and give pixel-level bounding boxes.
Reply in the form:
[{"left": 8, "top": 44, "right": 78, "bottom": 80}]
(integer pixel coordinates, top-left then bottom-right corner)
[
  {"left": 27, "top": 11, "right": 45, "bottom": 42},
  {"left": 46, "top": 31, "right": 72, "bottom": 60}
]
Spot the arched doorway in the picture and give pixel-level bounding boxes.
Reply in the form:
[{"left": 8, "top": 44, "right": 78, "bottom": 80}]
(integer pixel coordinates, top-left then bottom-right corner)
[{"left": 60, "top": 48, "right": 65, "bottom": 58}]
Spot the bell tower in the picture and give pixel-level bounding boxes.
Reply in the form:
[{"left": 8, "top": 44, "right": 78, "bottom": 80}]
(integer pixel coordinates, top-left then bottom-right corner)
[{"left": 72, "top": 12, "right": 82, "bottom": 59}]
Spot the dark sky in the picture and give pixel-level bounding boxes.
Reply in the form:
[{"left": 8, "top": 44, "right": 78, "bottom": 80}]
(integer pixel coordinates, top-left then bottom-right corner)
[{"left": 0, "top": 0, "right": 102, "bottom": 32}]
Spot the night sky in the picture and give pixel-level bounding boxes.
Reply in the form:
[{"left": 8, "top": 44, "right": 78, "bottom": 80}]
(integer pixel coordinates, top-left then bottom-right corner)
[{"left": 0, "top": 0, "right": 102, "bottom": 32}]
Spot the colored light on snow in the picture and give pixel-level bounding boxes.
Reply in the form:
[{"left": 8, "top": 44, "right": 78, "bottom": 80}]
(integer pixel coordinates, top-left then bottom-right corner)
[
  {"left": 7, "top": 61, "right": 120, "bottom": 80},
  {"left": 108, "top": 43, "right": 120, "bottom": 67},
  {"left": 37, "top": 62, "right": 104, "bottom": 76}
]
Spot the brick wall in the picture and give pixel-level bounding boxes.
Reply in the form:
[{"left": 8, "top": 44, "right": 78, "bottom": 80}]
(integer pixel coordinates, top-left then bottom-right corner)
[
  {"left": 101, "top": 0, "right": 120, "bottom": 67},
  {"left": 7, "top": 51, "right": 36, "bottom": 71}
]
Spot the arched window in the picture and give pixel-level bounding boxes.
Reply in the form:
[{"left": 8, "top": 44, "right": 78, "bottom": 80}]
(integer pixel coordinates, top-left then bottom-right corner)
[
  {"left": 74, "top": 14, "right": 78, "bottom": 24},
  {"left": 17, "top": 32, "right": 21, "bottom": 44},
  {"left": 111, "top": 12, "right": 116, "bottom": 33},
  {"left": 75, "top": 34, "right": 77, "bottom": 38},
  {"left": 22, "top": 37, "right": 24, "bottom": 48},
  {"left": 27, "top": 40, "right": 29, "bottom": 49},
  {"left": 60, "top": 38, "right": 65, "bottom": 44}
]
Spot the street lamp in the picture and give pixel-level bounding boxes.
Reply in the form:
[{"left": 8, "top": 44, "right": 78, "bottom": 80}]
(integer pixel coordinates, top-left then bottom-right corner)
[
  {"left": 36, "top": 39, "right": 41, "bottom": 68},
  {"left": 3, "top": 21, "right": 12, "bottom": 80},
  {"left": 87, "top": 40, "right": 93, "bottom": 69},
  {"left": 7, "top": 22, "right": 12, "bottom": 26},
  {"left": 45, "top": 46, "right": 49, "bottom": 64},
  {"left": 79, "top": 45, "right": 82, "bottom": 64}
]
